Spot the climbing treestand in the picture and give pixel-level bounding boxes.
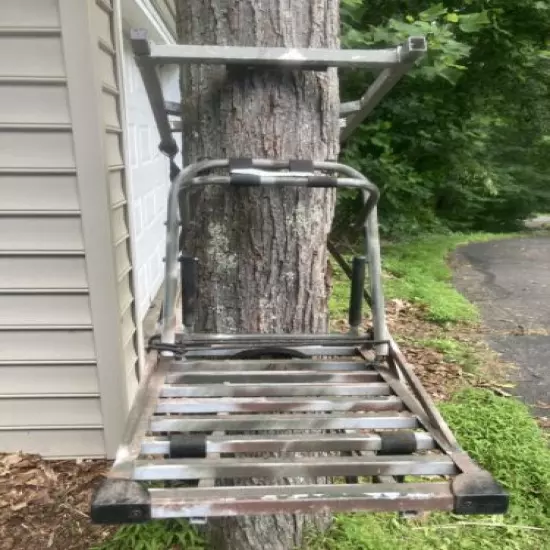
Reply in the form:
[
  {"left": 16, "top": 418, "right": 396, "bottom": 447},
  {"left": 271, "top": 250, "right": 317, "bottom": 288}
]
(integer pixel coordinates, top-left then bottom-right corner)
[{"left": 91, "top": 30, "right": 508, "bottom": 524}]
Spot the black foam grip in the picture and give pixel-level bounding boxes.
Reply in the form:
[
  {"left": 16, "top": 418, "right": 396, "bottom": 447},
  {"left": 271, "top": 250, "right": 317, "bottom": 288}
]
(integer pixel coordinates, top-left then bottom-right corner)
[
  {"left": 348, "top": 256, "right": 366, "bottom": 328},
  {"left": 230, "top": 173, "right": 261, "bottom": 186},
  {"left": 180, "top": 254, "right": 198, "bottom": 329},
  {"left": 169, "top": 434, "right": 207, "bottom": 459},
  {"left": 289, "top": 159, "right": 314, "bottom": 172},
  {"left": 307, "top": 175, "right": 338, "bottom": 188},
  {"left": 229, "top": 158, "right": 253, "bottom": 170},
  {"left": 378, "top": 431, "right": 417, "bottom": 455}
]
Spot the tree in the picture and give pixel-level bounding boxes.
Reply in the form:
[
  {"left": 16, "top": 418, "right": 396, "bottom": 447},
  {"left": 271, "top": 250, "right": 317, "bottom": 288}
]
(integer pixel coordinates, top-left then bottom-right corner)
[{"left": 176, "top": 1, "right": 340, "bottom": 549}]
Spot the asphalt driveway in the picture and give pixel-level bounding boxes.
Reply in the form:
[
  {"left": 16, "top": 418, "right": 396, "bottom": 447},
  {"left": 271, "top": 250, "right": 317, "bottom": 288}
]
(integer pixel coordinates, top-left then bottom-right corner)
[{"left": 453, "top": 236, "right": 550, "bottom": 417}]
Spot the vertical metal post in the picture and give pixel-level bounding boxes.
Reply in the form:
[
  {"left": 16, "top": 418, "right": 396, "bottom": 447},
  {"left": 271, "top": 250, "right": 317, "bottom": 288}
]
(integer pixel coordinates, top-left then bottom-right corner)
[{"left": 363, "top": 196, "right": 388, "bottom": 357}]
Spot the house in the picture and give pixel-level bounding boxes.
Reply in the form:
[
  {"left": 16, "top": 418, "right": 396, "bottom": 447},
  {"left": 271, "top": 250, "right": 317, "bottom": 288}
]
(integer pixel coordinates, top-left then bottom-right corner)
[{"left": 0, "top": 0, "right": 181, "bottom": 459}]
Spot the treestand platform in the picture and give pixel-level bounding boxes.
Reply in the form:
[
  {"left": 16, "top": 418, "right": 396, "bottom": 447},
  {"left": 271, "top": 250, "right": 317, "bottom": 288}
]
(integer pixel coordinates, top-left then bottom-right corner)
[{"left": 90, "top": 30, "right": 508, "bottom": 524}]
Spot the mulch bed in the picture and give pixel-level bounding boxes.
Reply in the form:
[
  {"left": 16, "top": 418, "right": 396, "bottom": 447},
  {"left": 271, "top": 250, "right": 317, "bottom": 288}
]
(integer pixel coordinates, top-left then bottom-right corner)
[{"left": 0, "top": 453, "right": 115, "bottom": 550}]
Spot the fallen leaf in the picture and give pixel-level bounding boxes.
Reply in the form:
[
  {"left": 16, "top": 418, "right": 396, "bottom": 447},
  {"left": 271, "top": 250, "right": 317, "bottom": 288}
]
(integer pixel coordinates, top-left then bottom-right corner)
[{"left": 10, "top": 501, "right": 27, "bottom": 511}]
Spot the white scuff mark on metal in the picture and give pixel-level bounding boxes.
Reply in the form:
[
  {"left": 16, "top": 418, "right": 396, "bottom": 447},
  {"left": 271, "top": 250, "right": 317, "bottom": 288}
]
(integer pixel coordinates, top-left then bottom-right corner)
[
  {"left": 261, "top": 494, "right": 278, "bottom": 501},
  {"left": 279, "top": 49, "right": 306, "bottom": 61},
  {"left": 113, "top": 446, "right": 131, "bottom": 466}
]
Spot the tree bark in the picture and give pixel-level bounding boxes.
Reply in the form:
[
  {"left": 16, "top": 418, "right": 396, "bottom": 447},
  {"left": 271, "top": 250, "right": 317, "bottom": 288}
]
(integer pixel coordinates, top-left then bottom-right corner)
[{"left": 176, "top": 1, "right": 340, "bottom": 548}]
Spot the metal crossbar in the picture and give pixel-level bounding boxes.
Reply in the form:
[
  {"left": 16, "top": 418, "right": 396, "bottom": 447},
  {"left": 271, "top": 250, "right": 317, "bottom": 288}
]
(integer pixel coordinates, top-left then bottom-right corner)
[{"left": 90, "top": 28, "right": 509, "bottom": 525}]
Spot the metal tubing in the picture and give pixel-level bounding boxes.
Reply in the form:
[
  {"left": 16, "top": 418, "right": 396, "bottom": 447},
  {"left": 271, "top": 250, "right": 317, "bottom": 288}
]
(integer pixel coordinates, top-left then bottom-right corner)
[
  {"left": 182, "top": 345, "right": 367, "bottom": 358},
  {"left": 141, "top": 432, "right": 435, "bottom": 455},
  {"left": 149, "top": 43, "right": 407, "bottom": 69},
  {"left": 161, "top": 159, "right": 385, "bottom": 344},
  {"left": 169, "top": 359, "right": 369, "bottom": 371},
  {"left": 134, "top": 455, "right": 457, "bottom": 481},
  {"left": 155, "top": 396, "right": 404, "bottom": 414},
  {"left": 149, "top": 413, "right": 419, "bottom": 433},
  {"left": 177, "top": 333, "right": 384, "bottom": 345},
  {"left": 149, "top": 482, "right": 453, "bottom": 518},
  {"left": 349, "top": 256, "right": 366, "bottom": 332},
  {"left": 340, "top": 37, "right": 427, "bottom": 142},
  {"left": 165, "top": 370, "right": 381, "bottom": 384},
  {"left": 131, "top": 30, "right": 177, "bottom": 156},
  {"left": 365, "top": 204, "right": 388, "bottom": 356},
  {"left": 160, "top": 382, "right": 392, "bottom": 398}
]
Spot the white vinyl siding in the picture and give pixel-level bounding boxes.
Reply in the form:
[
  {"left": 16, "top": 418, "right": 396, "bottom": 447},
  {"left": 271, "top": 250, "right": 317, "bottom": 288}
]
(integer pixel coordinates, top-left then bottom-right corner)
[{"left": 0, "top": 0, "right": 103, "bottom": 458}]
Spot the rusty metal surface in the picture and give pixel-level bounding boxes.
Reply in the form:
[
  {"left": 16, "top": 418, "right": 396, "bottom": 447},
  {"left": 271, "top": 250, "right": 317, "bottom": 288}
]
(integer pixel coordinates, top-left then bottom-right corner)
[
  {"left": 165, "top": 370, "right": 382, "bottom": 384},
  {"left": 160, "top": 382, "right": 391, "bottom": 398},
  {"left": 96, "top": 345, "right": 489, "bottom": 519},
  {"left": 149, "top": 412, "right": 419, "bottom": 433},
  {"left": 134, "top": 455, "right": 458, "bottom": 481},
  {"left": 169, "top": 359, "right": 367, "bottom": 371},
  {"left": 155, "top": 395, "right": 404, "bottom": 414},
  {"left": 149, "top": 482, "right": 453, "bottom": 518}
]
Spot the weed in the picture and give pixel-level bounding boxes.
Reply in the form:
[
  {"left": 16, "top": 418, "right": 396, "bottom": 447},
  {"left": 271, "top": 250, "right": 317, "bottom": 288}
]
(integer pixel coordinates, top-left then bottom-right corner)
[
  {"left": 418, "top": 337, "right": 481, "bottom": 373},
  {"left": 91, "top": 519, "right": 205, "bottom": 550}
]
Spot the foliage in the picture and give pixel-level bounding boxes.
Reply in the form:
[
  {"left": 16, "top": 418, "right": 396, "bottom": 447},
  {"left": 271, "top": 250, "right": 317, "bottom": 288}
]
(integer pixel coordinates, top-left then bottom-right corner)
[
  {"left": 308, "top": 389, "right": 550, "bottom": 550},
  {"left": 336, "top": 0, "right": 550, "bottom": 237},
  {"left": 92, "top": 519, "right": 205, "bottom": 550}
]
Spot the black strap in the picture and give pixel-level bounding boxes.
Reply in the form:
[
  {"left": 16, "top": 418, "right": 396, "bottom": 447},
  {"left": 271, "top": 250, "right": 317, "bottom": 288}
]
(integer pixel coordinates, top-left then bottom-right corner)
[
  {"left": 289, "top": 159, "right": 314, "bottom": 172},
  {"left": 307, "top": 175, "right": 338, "bottom": 188},
  {"left": 229, "top": 158, "right": 254, "bottom": 171},
  {"left": 230, "top": 173, "right": 261, "bottom": 186}
]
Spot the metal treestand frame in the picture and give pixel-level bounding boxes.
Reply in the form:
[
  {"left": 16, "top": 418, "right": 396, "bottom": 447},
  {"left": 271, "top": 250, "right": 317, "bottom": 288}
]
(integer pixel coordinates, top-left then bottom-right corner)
[{"left": 91, "top": 30, "right": 508, "bottom": 524}]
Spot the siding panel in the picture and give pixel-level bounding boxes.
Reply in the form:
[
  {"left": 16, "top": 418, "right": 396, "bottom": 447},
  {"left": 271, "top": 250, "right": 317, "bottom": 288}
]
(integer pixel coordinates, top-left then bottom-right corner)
[
  {"left": 0, "top": 174, "right": 79, "bottom": 211},
  {"left": 0, "top": 429, "right": 105, "bottom": 458},
  {"left": 0, "top": 330, "right": 95, "bottom": 361},
  {"left": 0, "top": 365, "right": 99, "bottom": 394},
  {"left": 97, "top": 48, "right": 117, "bottom": 88},
  {"left": 0, "top": 257, "right": 87, "bottom": 289},
  {"left": 102, "top": 91, "right": 120, "bottom": 128},
  {"left": 0, "top": 85, "right": 70, "bottom": 124},
  {"left": 0, "top": 131, "right": 74, "bottom": 169},
  {"left": 0, "top": 397, "right": 102, "bottom": 427},
  {"left": 0, "top": 218, "right": 83, "bottom": 251},
  {"left": 0, "top": 36, "right": 64, "bottom": 77},
  {"left": 0, "top": 0, "right": 60, "bottom": 27},
  {"left": 0, "top": 294, "right": 92, "bottom": 326}
]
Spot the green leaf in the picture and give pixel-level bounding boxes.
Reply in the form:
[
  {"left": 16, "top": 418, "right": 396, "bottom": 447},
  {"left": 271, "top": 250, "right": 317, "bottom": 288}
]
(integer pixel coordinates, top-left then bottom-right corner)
[
  {"left": 419, "top": 3, "right": 447, "bottom": 22},
  {"left": 446, "top": 12, "right": 459, "bottom": 23},
  {"left": 458, "top": 11, "right": 491, "bottom": 33}
]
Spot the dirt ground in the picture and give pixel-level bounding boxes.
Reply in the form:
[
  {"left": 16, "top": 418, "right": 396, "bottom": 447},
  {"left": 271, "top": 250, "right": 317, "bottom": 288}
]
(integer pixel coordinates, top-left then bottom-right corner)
[{"left": 0, "top": 301, "right": 492, "bottom": 550}]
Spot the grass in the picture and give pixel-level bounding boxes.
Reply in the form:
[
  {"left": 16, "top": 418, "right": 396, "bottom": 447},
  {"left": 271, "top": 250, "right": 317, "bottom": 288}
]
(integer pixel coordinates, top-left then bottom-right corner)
[
  {"left": 330, "top": 231, "right": 517, "bottom": 325},
  {"left": 307, "top": 389, "right": 550, "bottom": 550},
  {"left": 97, "top": 231, "right": 550, "bottom": 550},
  {"left": 413, "top": 336, "right": 482, "bottom": 374},
  {"left": 380, "top": 232, "right": 517, "bottom": 324}
]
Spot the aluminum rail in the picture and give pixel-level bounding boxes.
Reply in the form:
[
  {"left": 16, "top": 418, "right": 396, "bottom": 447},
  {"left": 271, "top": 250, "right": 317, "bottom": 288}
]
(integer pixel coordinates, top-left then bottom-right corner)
[
  {"left": 130, "top": 29, "right": 427, "bottom": 155},
  {"left": 132, "top": 29, "right": 426, "bottom": 70},
  {"left": 160, "top": 158, "right": 388, "bottom": 356}
]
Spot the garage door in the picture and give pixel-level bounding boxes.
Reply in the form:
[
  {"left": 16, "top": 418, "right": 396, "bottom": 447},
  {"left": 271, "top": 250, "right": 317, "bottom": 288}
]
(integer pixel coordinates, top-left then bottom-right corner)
[{"left": 122, "top": 34, "right": 181, "bottom": 321}]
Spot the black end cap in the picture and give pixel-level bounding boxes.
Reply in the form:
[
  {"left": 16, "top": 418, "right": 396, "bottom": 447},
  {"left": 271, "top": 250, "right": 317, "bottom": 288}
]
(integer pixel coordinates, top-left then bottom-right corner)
[
  {"left": 91, "top": 479, "right": 151, "bottom": 524},
  {"left": 378, "top": 431, "right": 417, "bottom": 455},
  {"left": 452, "top": 471, "right": 509, "bottom": 515},
  {"left": 170, "top": 434, "right": 207, "bottom": 459}
]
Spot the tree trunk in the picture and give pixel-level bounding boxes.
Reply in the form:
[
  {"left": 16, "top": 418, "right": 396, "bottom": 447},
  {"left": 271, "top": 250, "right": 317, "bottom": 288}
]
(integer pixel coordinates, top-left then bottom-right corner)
[{"left": 176, "top": 1, "right": 340, "bottom": 548}]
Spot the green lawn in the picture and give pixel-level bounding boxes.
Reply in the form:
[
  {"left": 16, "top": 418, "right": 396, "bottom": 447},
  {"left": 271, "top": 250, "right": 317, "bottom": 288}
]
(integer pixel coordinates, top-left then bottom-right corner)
[{"left": 96, "top": 231, "right": 550, "bottom": 550}]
